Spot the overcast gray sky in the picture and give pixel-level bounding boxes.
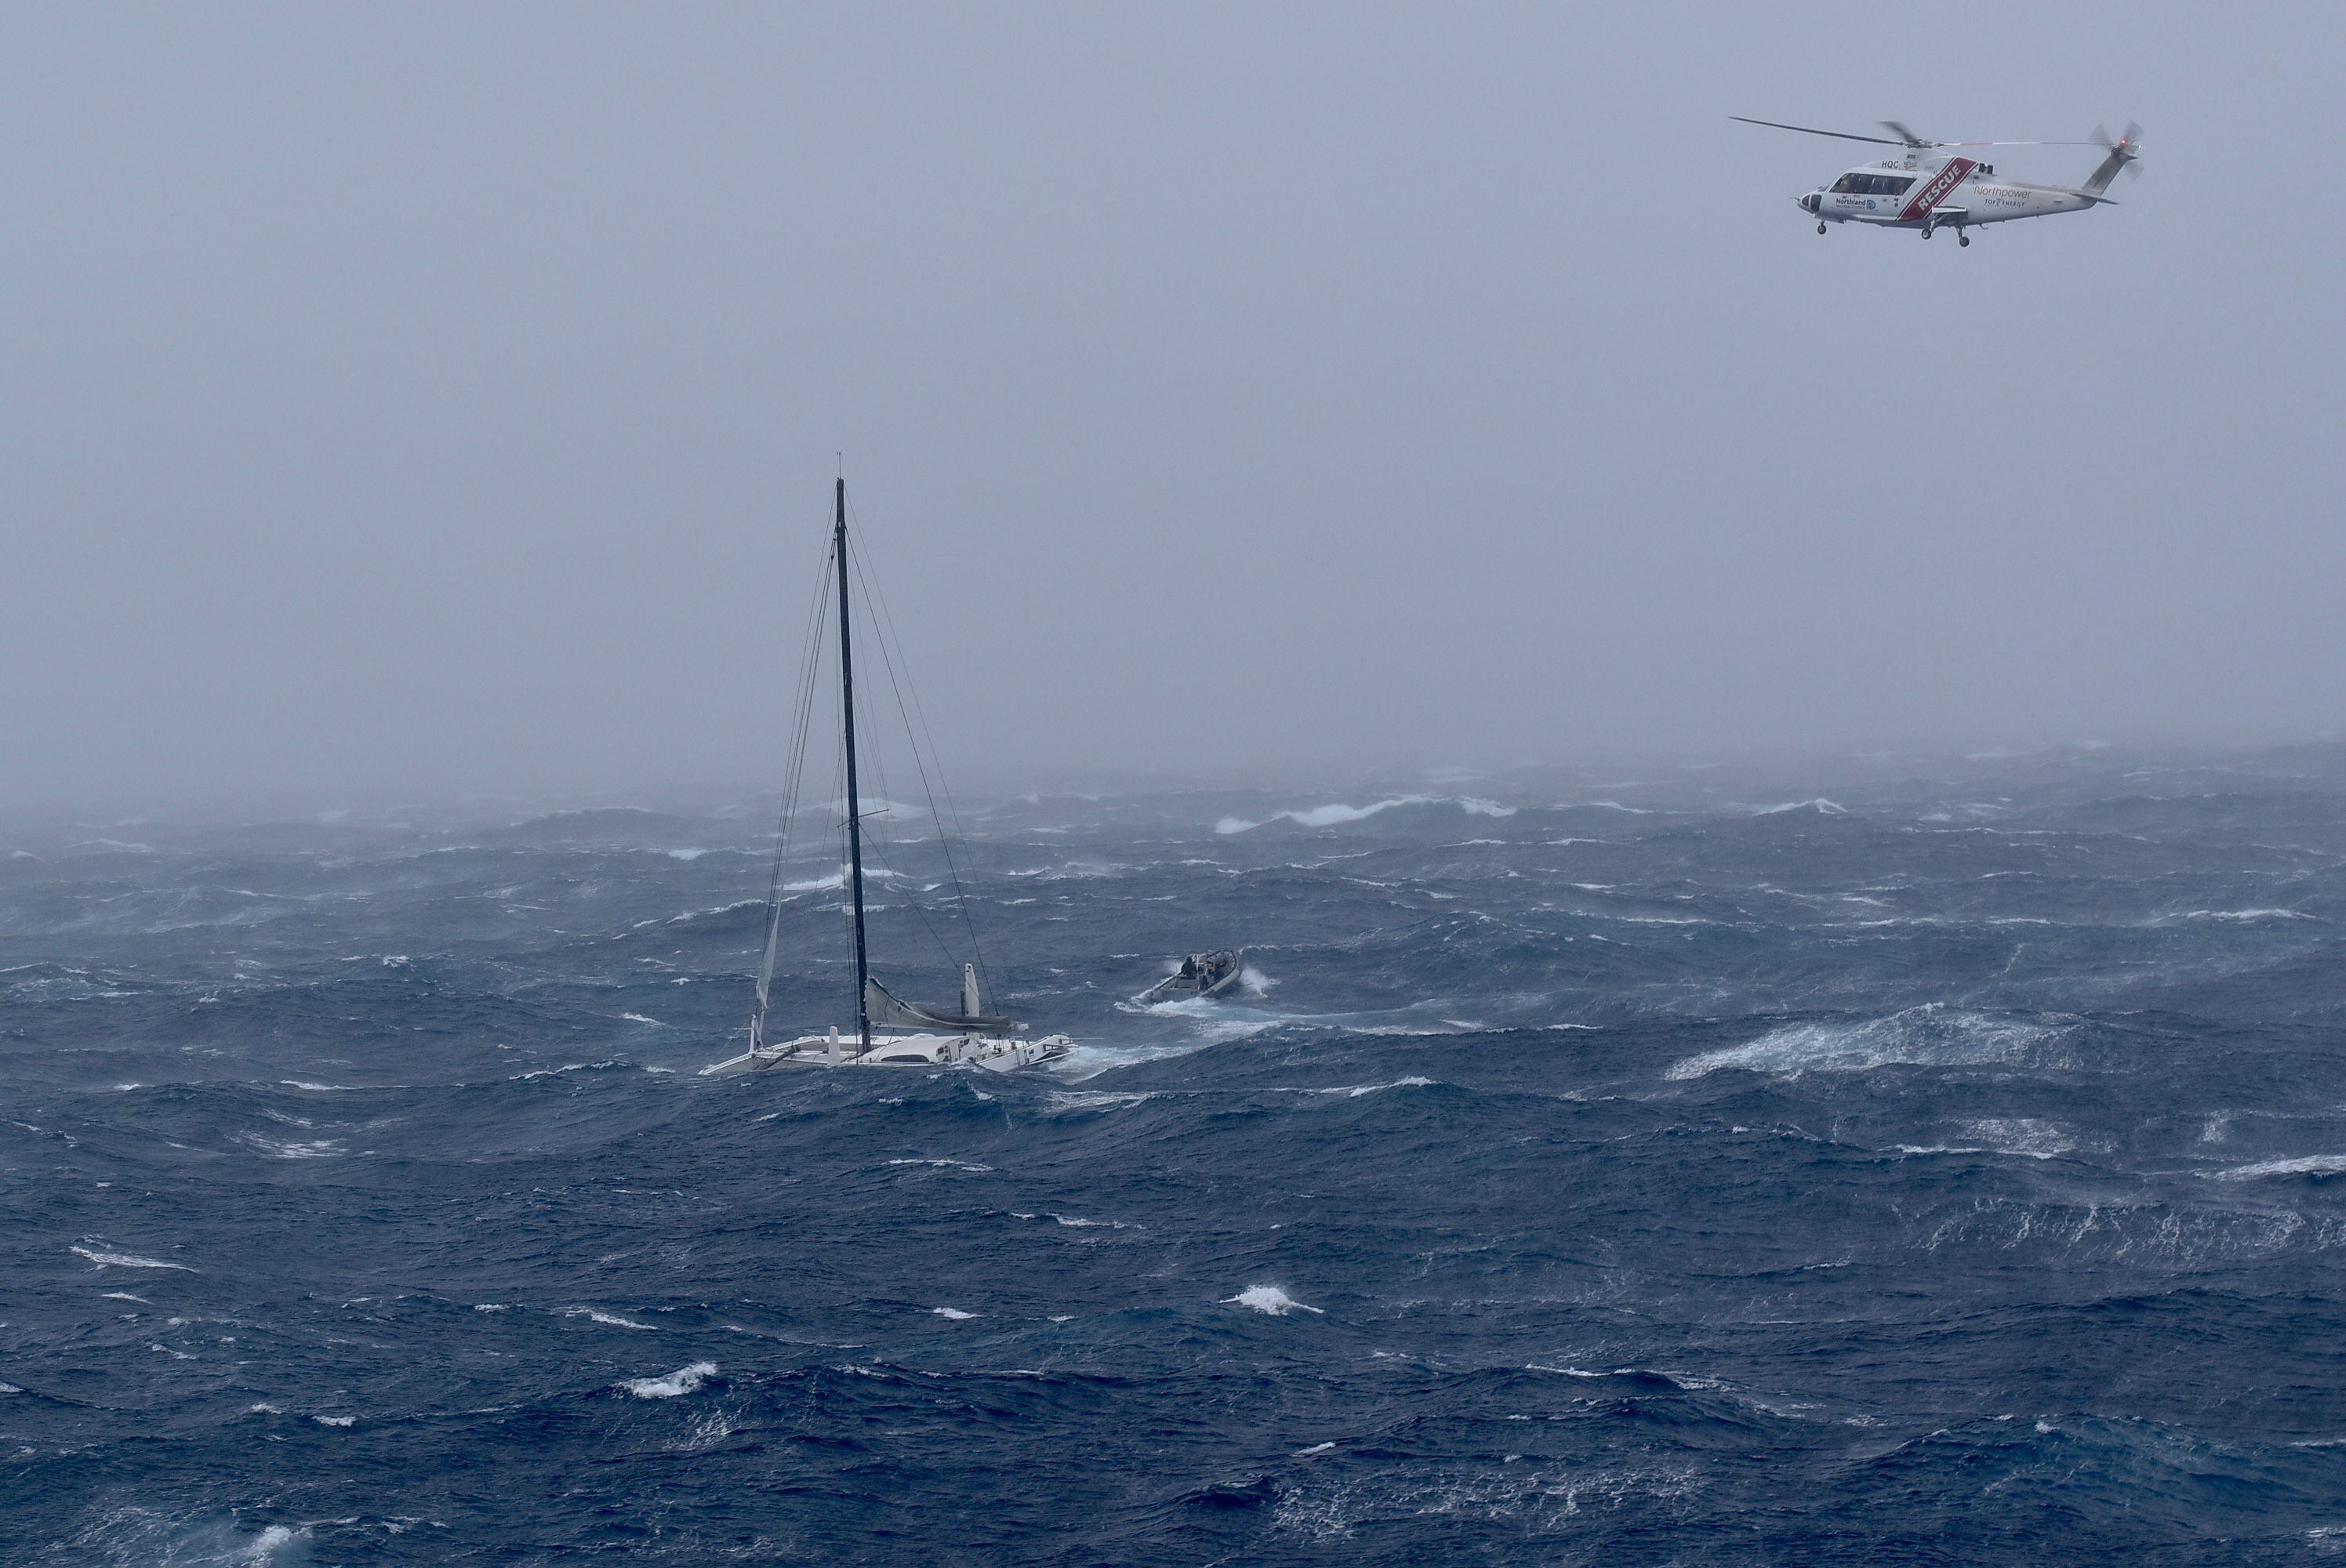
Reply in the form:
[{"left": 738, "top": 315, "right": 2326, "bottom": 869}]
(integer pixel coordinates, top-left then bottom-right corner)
[{"left": 3, "top": 2, "right": 2339, "bottom": 802}]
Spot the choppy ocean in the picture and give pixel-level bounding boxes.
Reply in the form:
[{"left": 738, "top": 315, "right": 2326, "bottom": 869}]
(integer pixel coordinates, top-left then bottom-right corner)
[{"left": 8, "top": 746, "right": 2346, "bottom": 1564}]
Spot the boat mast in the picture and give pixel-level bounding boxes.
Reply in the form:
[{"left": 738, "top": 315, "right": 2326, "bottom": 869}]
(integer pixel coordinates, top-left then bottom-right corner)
[{"left": 834, "top": 477, "right": 873, "bottom": 1054}]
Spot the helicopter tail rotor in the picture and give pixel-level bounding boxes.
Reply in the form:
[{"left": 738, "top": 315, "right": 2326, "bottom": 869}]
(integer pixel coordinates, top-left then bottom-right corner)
[{"left": 2082, "top": 122, "right": 2144, "bottom": 196}]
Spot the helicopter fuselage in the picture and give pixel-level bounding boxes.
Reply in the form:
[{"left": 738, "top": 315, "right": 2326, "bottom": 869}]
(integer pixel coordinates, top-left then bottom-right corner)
[{"left": 1796, "top": 154, "right": 2098, "bottom": 234}]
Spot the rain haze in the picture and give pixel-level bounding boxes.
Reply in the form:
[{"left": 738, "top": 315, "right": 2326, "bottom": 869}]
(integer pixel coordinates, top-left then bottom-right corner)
[{"left": 4, "top": 2, "right": 2340, "bottom": 804}]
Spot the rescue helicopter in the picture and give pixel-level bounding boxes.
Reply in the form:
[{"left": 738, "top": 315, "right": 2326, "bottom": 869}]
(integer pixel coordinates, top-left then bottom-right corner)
[{"left": 1734, "top": 118, "right": 2143, "bottom": 245}]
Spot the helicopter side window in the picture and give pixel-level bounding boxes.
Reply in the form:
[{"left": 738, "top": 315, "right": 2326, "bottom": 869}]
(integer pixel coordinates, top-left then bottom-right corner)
[{"left": 1831, "top": 174, "right": 1858, "bottom": 194}]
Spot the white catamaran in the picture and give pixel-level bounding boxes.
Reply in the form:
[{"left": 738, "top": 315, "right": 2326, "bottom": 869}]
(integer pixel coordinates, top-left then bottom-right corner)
[{"left": 704, "top": 479, "right": 1070, "bottom": 1075}]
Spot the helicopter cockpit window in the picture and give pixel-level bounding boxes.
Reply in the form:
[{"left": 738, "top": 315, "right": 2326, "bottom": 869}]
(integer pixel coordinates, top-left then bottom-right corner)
[{"left": 1833, "top": 172, "right": 1919, "bottom": 197}]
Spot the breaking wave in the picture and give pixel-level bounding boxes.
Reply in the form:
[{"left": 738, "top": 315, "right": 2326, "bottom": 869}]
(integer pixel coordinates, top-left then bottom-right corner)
[
  {"left": 1215, "top": 796, "right": 1515, "bottom": 834},
  {"left": 623, "top": 1361, "right": 717, "bottom": 1398},
  {"left": 2210, "top": 1154, "right": 2346, "bottom": 1180},
  {"left": 1666, "top": 1006, "right": 2071, "bottom": 1080}
]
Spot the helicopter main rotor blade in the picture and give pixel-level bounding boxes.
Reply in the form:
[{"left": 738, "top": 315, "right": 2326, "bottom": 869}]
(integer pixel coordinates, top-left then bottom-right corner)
[{"left": 1730, "top": 116, "right": 1904, "bottom": 147}]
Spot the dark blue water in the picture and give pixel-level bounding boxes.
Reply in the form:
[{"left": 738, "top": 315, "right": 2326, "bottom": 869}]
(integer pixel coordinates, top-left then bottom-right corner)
[{"left": 8, "top": 748, "right": 2346, "bottom": 1563}]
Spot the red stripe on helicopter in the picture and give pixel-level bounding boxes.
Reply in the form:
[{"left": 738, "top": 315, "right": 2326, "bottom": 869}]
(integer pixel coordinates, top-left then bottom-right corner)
[{"left": 1898, "top": 157, "right": 1974, "bottom": 223}]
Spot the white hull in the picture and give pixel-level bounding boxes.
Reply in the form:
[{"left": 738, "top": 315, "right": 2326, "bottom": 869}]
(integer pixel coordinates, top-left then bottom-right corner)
[
  {"left": 702, "top": 1029, "right": 1071, "bottom": 1076},
  {"left": 720, "top": 480, "right": 1070, "bottom": 1085}
]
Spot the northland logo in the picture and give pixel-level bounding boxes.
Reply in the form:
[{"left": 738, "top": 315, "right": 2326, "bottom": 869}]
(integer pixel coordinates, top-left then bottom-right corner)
[{"left": 1898, "top": 158, "right": 1974, "bottom": 223}]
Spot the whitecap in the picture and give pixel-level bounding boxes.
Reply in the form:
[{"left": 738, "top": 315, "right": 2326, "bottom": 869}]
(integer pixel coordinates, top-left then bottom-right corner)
[
  {"left": 513, "top": 1060, "right": 622, "bottom": 1081},
  {"left": 2163, "top": 909, "right": 2312, "bottom": 924},
  {"left": 71, "top": 1243, "right": 194, "bottom": 1272},
  {"left": 932, "top": 1307, "right": 977, "bottom": 1320},
  {"left": 623, "top": 1361, "right": 716, "bottom": 1398},
  {"left": 1753, "top": 799, "right": 1847, "bottom": 816},
  {"left": 782, "top": 869, "right": 903, "bottom": 893},
  {"left": 1963, "top": 1118, "right": 2076, "bottom": 1160},
  {"left": 1228, "top": 1284, "right": 1322, "bottom": 1316},
  {"left": 313, "top": 1414, "right": 355, "bottom": 1427},
  {"left": 1314, "top": 1076, "right": 1436, "bottom": 1098},
  {"left": 2210, "top": 1154, "right": 2346, "bottom": 1180},
  {"left": 886, "top": 1158, "right": 993, "bottom": 1172},
  {"left": 568, "top": 1308, "right": 658, "bottom": 1330},
  {"left": 665, "top": 848, "right": 706, "bottom": 861}
]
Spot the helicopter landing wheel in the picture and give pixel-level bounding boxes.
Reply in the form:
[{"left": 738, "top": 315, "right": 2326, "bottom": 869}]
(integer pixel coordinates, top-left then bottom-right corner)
[
  {"left": 1922, "top": 227, "right": 1934, "bottom": 240},
  {"left": 1958, "top": 232, "right": 1970, "bottom": 247},
  {"left": 1817, "top": 221, "right": 1827, "bottom": 234}
]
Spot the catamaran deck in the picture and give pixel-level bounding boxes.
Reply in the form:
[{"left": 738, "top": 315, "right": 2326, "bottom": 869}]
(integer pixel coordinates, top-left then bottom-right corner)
[{"left": 703, "top": 1029, "right": 1070, "bottom": 1074}]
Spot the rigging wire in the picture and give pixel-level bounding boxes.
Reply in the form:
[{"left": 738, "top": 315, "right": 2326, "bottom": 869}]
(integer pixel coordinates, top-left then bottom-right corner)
[
  {"left": 838, "top": 560, "right": 971, "bottom": 1001},
  {"left": 754, "top": 518, "right": 842, "bottom": 1034},
  {"left": 838, "top": 494, "right": 995, "bottom": 1004}
]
